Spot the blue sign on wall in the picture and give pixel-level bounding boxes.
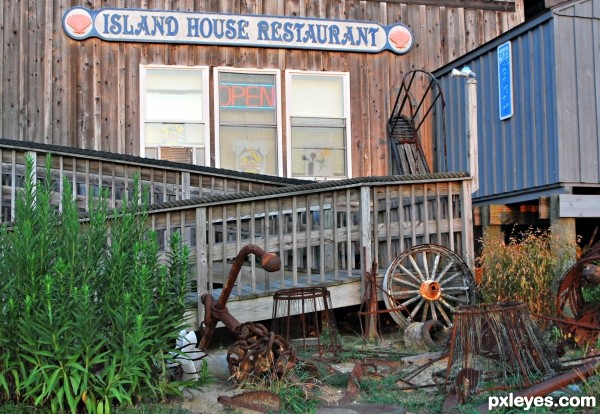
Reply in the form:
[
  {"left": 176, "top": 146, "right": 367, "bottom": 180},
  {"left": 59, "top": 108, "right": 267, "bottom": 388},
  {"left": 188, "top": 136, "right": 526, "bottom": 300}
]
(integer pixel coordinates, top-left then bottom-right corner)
[{"left": 497, "top": 41, "right": 513, "bottom": 120}]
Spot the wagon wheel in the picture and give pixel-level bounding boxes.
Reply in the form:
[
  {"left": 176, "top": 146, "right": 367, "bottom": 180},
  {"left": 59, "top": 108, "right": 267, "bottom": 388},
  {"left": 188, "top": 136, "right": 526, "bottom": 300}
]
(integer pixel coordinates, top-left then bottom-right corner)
[
  {"left": 382, "top": 244, "right": 475, "bottom": 328},
  {"left": 555, "top": 255, "right": 600, "bottom": 345},
  {"left": 556, "top": 255, "right": 600, "bottom": 318}
]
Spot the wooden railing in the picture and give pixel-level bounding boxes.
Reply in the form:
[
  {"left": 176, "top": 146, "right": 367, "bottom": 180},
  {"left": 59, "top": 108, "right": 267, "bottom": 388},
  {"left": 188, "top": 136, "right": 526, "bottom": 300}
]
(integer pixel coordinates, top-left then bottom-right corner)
[
  {"left": 0, "top": 139, "right": 297, "bottom": 222},
  {"left": 146, "top": 174, "right": 474, "bottom": 324},
  {"left": 0, "top": 140, "right": 474, "bottom": 326}
]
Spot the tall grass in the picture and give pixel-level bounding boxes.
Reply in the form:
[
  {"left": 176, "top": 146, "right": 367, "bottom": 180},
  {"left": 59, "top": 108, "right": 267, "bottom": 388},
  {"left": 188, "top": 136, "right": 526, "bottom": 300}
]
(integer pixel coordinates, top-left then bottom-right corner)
[
  {"left": 0, "top": 155, "right": 191, "bottom": 413},
  {"left": 476, "top": 228, "right": 577, "bottom": 316}
]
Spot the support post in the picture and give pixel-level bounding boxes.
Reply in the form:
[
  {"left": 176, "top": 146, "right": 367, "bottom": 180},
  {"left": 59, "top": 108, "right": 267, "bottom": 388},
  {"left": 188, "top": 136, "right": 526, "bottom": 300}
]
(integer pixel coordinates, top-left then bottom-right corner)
[
  {"left": 466, "top": 78, "right": 479, "bottom": 193},
  {"left": 359, "top": 186, "right": 377, "bottom": 339}
]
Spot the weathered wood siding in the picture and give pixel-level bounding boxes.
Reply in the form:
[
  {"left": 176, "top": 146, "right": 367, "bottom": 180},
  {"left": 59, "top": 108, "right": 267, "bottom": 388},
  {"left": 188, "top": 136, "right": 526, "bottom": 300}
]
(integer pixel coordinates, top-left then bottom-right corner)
[
  {"left": 553, "top": 0, "right": 600, "bottom": 184},
  {"left": 0, "top": 1, "right": 522, "bottom": 177}
]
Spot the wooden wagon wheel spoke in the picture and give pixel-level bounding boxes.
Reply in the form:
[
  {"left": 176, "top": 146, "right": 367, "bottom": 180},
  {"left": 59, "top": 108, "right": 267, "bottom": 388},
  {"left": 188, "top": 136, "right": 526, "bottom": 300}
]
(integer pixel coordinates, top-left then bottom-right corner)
[
  {"left": 440, "top": 285, "right": 471, "bottom": 292},
  {"left": 430, "top": 252, "right": 445, "bottom": 281},
  {"left": 434, "top": 301, "right": 453, "bottom": 326},
  {"left": 410, "top": 298, "right": 426, "bottom": 319},
  {"left": 438, "top": 297, "right": 457, "bottom": 312},
  {"left": 429, "top": 299, "right": 438, "bottom": 322},
  {"left": 389, "top": 289, "right": 421, "bottom": 298},
  {"left": 435, "top": 262, "right": 455, "bottom": 283},
  {"left": 383, "top": 244, "right": 475, "bottom": 328},
  {"left": 408, "top": 255, "right": 427, "bottom": 281},
  {"left": 391, "top": 275, "right": 421, "bottom": 289},
  {"left": 441, "top": 293, "right": 469, "bottom": 303},
  {"left": 400, "top": 295, "right": 425, "bottom": 307},
  {"left": 421, "top": 251, "right": 430, "bottom": 279},
  {"left": 422, "top": 301, "right": 430, "bottom": 322},
  {"left": 397, "top": 264, "right": 424, "bottom": 284}
]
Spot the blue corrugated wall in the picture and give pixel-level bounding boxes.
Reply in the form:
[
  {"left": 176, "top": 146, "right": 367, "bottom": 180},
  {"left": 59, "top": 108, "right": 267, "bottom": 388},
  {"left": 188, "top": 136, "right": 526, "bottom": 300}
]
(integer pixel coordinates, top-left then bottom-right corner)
[{"left": 433, "top": 12, "right": 560, "bottom": 204}]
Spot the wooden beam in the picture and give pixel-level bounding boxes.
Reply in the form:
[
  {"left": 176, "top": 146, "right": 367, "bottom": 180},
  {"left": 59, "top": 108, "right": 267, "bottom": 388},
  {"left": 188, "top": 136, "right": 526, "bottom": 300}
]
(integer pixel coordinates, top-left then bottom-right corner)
[
  {"left": 539, "top": 196, "right": 551, "bottom": 220},
  {"left": 559, "top": 194, "right": 600, "bottom": 218},
  {"left": 186, "top": 281, "right": 364, "bottom": 327},
  {"left": 473, "top": 206, "right": 481, "bottom": 226},
  {"left": 544, "top": 0, "right": 569, "bottom": 8},
  {"left": 365, "top": 1, "right": 516, "bottom": 12},
  {"left": 488, "top": 203, "right": 544, "bottom": 225}
]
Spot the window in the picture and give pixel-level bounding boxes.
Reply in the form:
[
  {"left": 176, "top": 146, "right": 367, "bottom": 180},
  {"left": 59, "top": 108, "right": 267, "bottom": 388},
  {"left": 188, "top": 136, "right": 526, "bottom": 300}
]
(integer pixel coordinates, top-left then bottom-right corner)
[
  {"left": 287, "top": 71, "right": 351, "bottom": 179},
  {"left": 140, "top": 66, "right": 209, "bottom": 165},
  {"left": 214, "top": 68, "right": 282, "bottom": 175}
]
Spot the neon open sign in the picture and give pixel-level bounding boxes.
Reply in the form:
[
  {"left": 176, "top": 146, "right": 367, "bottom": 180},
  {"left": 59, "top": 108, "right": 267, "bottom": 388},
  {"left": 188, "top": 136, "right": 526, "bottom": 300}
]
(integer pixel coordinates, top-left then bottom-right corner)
[{"left": 219, "top": 83, "right": 275, "bottom": 109}]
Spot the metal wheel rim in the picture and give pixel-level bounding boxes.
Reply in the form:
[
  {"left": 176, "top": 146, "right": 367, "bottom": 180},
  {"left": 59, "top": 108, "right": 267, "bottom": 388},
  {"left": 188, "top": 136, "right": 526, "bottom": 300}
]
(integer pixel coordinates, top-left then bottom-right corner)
[{"left": 382, "top": 244, "right": 475, "bottom": 328}]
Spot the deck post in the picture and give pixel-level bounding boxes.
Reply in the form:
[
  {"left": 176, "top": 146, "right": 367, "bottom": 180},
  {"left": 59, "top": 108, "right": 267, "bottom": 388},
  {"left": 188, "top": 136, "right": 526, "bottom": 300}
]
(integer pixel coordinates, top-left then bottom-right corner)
[
  {"left": 182, "top": 172, "right": 190, "bottom": 199},
  {"left": 460, "top": 179, "right": 475, "bottom": 270},
  {"left": 196, "top": 206, "right": 208, "bottom": 330},
  {"left": 360, "top": 185, "right": 377, "bottom": 339}
]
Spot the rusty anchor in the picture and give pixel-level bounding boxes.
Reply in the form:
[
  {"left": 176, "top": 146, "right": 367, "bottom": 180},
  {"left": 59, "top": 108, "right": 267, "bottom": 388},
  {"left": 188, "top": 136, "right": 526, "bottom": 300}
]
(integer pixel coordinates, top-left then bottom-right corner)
[{"left": 199, "top": 244, "right": 296, "bottom": 382}]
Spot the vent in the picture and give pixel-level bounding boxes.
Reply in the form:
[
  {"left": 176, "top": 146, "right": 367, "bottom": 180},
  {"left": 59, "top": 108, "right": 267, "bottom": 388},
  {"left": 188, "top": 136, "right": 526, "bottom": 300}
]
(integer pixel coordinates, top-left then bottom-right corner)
[{"left": 161, "top": 147, "right": 193, "bottom": 164}]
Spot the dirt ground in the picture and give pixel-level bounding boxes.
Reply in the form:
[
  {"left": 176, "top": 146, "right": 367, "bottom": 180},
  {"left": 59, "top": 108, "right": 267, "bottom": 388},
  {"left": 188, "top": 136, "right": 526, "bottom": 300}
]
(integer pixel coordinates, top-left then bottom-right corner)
[
  {"left": 176, "top": 331, "right": 442, "bottom": 414},
  {"left": 179, "top": 350, "right": 246, "bottom": 414}
]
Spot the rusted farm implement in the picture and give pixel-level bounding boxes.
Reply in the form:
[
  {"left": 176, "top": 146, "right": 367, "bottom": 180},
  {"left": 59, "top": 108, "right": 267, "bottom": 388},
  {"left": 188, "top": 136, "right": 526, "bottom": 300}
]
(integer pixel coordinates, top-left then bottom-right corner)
[
  {"left": 199, "top": 244, "right": 296, "bottom": 382},
  {"left": 546, "top": 242, "right": 600, "bottom": 346}
]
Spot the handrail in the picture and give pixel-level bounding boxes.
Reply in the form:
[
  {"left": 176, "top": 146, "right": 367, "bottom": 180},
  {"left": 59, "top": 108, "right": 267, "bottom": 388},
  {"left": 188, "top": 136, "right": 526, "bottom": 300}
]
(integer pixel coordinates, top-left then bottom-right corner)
[
  {"left": 0, "top": 140, "right": 297, "bottom": 221},
  {"left": 0, "top": 140, "right": 474, "bottom": 327},
  {"left": 144, "top": 176, "right": 474, "bottom": 326}
]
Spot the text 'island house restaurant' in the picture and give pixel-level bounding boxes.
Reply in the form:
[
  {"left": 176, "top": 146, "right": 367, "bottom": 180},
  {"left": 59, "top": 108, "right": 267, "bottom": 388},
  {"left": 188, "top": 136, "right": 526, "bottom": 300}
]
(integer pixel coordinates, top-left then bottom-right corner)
[{"left": 5, "top": 0, "right": 521, "bottom": 182}]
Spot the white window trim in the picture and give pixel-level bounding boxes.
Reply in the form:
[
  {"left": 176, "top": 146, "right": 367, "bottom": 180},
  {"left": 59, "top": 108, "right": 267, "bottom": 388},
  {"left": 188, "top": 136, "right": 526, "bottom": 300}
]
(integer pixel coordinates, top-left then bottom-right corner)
[
  {"left": 285, "top": 70, "right": 352, "bottom": 180},
  {"left": 139, "top": 64, "right": 210, "bottom": 165},
  {"left": 213, "top": 67, "right": 283, "bottom": 176}
]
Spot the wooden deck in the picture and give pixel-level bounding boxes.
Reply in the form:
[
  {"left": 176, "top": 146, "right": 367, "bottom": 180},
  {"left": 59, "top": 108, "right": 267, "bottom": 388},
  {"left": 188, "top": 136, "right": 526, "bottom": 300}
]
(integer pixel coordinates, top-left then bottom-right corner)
[{"left": 0, "top": 140, "right": 474, "bottom": 327}]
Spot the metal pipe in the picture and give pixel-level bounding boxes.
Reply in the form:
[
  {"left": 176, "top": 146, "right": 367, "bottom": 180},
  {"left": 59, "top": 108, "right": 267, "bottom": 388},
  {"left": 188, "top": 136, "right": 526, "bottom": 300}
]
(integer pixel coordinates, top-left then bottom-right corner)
[
  {"left": 473, "top": 359, "right": 600, "bottom": 413},
  {"left": 216, "top": 244, "right": 281, "bottom": 310},
  {"left": 199, "top": 244, "right": 281, "bottom": 351}
]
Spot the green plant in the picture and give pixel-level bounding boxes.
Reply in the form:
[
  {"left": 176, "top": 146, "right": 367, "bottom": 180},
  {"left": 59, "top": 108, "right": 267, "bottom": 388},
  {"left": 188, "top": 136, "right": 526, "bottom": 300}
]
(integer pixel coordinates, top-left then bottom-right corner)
[
  {"left": 476, "top": 228, "right": 578, "bottom": 316},
  {"left": 0, "top": 155, "right": 192, "bottom": 413},
  {"left": 358, "top": 373, "right": 444, "bottom": 413},
  {"left": 242, "top": 362, "right": 321, "bottom": 414}
]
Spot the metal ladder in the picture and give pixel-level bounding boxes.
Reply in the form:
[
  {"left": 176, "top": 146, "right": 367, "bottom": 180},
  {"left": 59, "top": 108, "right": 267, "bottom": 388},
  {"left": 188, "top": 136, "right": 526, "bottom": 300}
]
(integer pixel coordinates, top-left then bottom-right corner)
[{"left": 387, "top": 70, "right": 446, "bottom": 175}]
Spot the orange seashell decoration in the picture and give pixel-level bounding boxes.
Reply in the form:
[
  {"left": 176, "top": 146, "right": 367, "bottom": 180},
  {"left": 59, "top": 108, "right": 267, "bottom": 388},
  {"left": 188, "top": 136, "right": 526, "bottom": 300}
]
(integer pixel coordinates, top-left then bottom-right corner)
[
  {"left": 67, "top": 13, "right": 92, "bottom": 35},
  {"left": 389, "top": 27, "right": 411, "bottom": 50}
]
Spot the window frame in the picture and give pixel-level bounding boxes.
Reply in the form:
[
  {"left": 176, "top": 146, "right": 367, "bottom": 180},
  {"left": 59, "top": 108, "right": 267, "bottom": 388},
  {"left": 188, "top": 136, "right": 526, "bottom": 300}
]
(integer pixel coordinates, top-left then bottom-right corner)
[
  {"left": 213, "top": 67, "right": 283, "bottom": 176},
  {"left": 285, "top": 70, "right": 352, "bottom": 180},
  {"left": 139, "top": 64, "right": 211, "bottom": 166}
]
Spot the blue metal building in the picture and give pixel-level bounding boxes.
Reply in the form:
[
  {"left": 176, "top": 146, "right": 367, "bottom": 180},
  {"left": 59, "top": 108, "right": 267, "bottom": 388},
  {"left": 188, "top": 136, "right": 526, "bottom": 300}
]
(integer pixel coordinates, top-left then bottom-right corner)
[{"left": 432, "top": 0, "right": 600, "bottom": 240}]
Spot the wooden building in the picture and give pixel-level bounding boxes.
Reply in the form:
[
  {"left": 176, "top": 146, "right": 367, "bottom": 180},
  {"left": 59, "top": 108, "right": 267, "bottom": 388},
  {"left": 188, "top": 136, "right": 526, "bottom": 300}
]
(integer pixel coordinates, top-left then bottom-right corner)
[
  {"left": 1, "top": 0, "right": 524, "bottom": 179},
  {"left": 0, "top": 1, "right": 526, "bottom": 327},
  {"left": 433, "top": 0, "right": 600, "bottom": 246}
]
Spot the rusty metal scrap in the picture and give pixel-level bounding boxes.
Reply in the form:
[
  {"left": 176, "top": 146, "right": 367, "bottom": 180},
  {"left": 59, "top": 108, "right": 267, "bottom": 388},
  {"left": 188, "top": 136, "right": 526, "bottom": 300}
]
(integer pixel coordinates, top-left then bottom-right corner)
[
  {"left": 555, "top": 253, "right": 600, "bottom": 346},
  {"left": 199, "top": 244, "right": 296, "bottom": 382},
  {"left": 272, "top": 286, "right": 340, "bottom": 356},
  {"left": 444, "top": 302, "right": 560, "bottom": 405},
  {"left": 227, "top": 322, "right": 296, "bottom": 382},
  {"left": 469, "top": 359, "right": 600, "bottom": 414},
  {"left": 217, "top": 390, "right": 281, "bottom": 413}
]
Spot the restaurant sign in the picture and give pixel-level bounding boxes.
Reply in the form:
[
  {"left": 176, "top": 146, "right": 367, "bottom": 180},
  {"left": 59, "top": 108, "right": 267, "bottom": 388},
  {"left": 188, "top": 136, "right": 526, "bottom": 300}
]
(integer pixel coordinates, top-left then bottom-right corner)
[{"left": 63, "top": 7, "right": 414, "bottom": 55}]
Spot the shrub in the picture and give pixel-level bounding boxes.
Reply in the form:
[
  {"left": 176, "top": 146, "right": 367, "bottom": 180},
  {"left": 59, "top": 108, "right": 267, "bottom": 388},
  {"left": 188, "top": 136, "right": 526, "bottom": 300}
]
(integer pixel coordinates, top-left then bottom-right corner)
[
  {"left": 0, "top": 155, "right": 192, "bottom": 413},
  {"left": 476, "top": 228, "right": 577, "bottom": 316}
]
